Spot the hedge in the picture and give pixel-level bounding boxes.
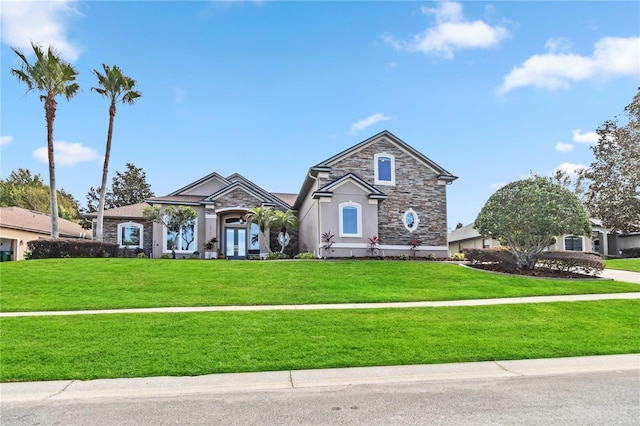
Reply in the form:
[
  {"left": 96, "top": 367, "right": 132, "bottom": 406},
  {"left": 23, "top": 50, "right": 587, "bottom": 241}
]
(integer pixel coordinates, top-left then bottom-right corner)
[
  {"left": 462, "top": 247, "right": 517, "bottom": 270},
  {"left": 620, "top": 247, "right": 640, "bottom": 258},
  {"left": 27, "top": 238, "right": 120, "bottom": 259},
  {"left": 538, "top": 251, "right": 605, "bottom": 276}
]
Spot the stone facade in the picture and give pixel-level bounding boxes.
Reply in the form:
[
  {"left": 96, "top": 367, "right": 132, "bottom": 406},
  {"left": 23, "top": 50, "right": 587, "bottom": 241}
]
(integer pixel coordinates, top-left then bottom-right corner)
[
  {"left": 318, "top": 137, "right": 448, "bottom": 247},
  {"left": 103, "top": 218, "right": 153, "bottom": 257}
]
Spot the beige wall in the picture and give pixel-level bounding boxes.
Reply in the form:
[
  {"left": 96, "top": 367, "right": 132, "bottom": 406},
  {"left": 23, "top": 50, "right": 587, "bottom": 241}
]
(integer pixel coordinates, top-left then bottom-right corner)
[
  {"left": 448, "top": 237, "right": 500, "bottom": 255},
  {"left": 0, "top": 227, "right": 46, "bottom": 261}
]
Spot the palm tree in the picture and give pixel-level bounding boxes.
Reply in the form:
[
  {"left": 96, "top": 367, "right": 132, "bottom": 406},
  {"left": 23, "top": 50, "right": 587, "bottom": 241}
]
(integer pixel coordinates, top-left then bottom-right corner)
[
  {"left": 244, "top": 206, "right": 273, "bottom": 253},
  {"left": 10, "top": 43, "right": 80, "bottom": 238},
  {"left": 270, "top": 210, "right": 298, "bottom": 253},
  {"left": 92, "top": 64, "right": 141, "bottom": 241}
]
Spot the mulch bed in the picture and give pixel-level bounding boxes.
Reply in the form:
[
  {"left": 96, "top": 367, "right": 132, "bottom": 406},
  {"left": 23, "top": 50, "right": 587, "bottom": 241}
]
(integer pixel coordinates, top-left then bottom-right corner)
[{"left": 467, "top": 263, "right": 598, "bottom": 279}]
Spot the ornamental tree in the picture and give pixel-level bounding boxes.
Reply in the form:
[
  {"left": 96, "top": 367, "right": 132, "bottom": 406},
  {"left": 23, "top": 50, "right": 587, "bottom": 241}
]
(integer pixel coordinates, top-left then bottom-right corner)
[
  {"left": 143, "top": 205, "right": 197, "bottom": 259},
  {"left": 474, "top": 177, "right": 591, "bottom": 270}
]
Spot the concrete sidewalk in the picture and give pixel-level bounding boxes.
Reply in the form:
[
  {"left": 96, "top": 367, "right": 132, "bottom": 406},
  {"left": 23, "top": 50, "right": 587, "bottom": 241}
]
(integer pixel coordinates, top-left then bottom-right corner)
[
  {"left": 600, "top": 268, "right": 640, "bottom": 284},
  {"left": 2, "top": 354, "right": 638, "bottom": 402},
  {"left": 2, "top": 292, "right": 640, "bottom": 317}
]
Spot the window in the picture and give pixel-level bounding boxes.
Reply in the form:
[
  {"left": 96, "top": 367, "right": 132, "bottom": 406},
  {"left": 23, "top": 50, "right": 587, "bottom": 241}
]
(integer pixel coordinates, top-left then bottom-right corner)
[
  {"left": 374, "top": 153, "right": 395, "bottom": 185},
  {"left": 564, "top": 236, "right": 583, "bottom": 251},
  {"left": 117, "top": 222, "right": 143, "bottom": 248},
  {"left": 165, "top": 218, "right": 197, "bottom": 252},
  {"left": 339, "top": 201, "right": 362, "bottom": 237},
  {"left": 403, "top": 208, "right": 419, "bottom": 233},
  {"left": 249, "top": 222, "right": 260, "bottom": 252}
]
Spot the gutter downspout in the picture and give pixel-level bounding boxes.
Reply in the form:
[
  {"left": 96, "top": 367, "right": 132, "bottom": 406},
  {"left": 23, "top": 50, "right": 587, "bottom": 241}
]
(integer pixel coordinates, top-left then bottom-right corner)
[{"left": 308, "top": 172, "right": 321, "bottom": 258}]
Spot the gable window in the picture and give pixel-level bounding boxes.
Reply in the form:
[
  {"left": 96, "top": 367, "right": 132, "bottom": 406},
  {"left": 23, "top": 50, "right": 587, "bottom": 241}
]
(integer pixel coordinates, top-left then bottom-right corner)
[
  {"left": 117, "top": 222, "right": 143, "bottom": 248},
  {"left": 339, "top": 201, "right": 362, "bottom": 237},
  {"left": 165, "top": 218, "right": 197, "bottom": 252},
  {"left": 403, "top": 208, "right": 419, "bottom": 233},
  {"left": 374, "top": 153, "right": 395, "bottom": 186},
  {"left": 564, "top": 236, "right": 583, "bottom": 251}
]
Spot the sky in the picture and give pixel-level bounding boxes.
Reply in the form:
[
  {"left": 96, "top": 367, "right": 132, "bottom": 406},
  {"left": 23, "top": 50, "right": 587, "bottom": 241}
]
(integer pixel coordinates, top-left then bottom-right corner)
[{"left": 1, "top": 0, "right": 639, "bottom": 229}]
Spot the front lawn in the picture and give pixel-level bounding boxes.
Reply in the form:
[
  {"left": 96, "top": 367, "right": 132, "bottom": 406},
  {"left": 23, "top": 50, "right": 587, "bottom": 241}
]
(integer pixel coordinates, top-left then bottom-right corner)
[
  {"left": 606, "top": 258, "right": 640, "bottom": 272},
  {"left": 1, "top": 300, "right": 638, "bottom": 382},
  {"left": 1, "top": 259, "right": 639, "bottom": 312}
]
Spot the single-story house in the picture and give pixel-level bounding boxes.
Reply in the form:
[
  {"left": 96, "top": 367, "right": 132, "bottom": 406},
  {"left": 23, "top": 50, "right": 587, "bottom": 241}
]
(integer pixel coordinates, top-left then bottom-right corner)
[
  {"left": 91, "top": 130, "right": 458, "bottom": 259},
  {"left": 0, "top": 206, "right": 89, "bottom": 261},
  {"left": 448, "top": 218, "right": 628, "bottom": 257}
]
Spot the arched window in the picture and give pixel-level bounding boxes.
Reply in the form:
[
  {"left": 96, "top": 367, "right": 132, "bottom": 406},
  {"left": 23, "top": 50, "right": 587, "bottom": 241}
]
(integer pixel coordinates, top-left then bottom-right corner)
[
  {"left": 339, "top": 201, "right": 362, "bottom": 237},
  {"left": 117, "top": 222, "right": 143, "bottom": 248},
  {"left": 374, "top": 153, "right": 396, "bottom": 186}
]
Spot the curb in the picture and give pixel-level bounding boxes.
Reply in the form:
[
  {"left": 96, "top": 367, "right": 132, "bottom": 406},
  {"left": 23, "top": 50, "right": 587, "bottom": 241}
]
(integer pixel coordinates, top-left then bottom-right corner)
[{"left": 2, "top": 354, "right": 639, "bottom": 403}]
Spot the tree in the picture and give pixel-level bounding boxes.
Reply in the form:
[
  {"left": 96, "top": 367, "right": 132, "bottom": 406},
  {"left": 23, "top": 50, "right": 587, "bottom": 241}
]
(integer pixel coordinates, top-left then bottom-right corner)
[
  {"left": 0, "top": 169, "right": 81, "bottom": 220},
  {"left": 582, "top": 89, "right": 640, "bottom": 233},
  {"left": 143, "top": 205, "right": 197, "bottom": 259},
  {"left": 92, "top": 64, "right": 142, "bottom": 241},
  {"left": 244, "top": 206, "right": 274, "bottom": 253},
  {"left": 86, "top": 163, "right": 154, "bottom": 212},
  {"left": 11, "top": 42, "right": 80, "bottom": 237},
  {"left": 270, "top": 209, "right": 298, "bottom": 253},
  {"left": 474, "top": 177, "right": 591, "bottom": 270}
]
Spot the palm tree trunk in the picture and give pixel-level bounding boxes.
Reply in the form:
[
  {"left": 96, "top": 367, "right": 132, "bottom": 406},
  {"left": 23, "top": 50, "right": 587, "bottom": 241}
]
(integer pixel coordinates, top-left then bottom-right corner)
[
  {"left": 96, "top": 102, "right": 116, "bottom": 241},
  {"left": 45, "top": 95, "right": 59, "bottom": 238}
]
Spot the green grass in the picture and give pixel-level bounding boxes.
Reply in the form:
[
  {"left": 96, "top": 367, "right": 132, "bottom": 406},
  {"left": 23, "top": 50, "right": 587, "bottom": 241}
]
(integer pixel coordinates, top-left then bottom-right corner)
[
  {"left": 606, "top": 258, "right": 640, "bottom": 272},
  {"left": 1, "top": 259, "right": 639, "bottom": 312},
  {"left": 1, "top": 300, "right": 638, "bottom": 382}
]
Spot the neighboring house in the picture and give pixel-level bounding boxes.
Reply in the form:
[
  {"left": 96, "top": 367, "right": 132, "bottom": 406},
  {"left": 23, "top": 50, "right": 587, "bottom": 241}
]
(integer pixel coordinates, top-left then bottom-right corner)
[
  {"left": 449, "top": 219, "right": 625, "bottom": 257},
  {"left": 92, "top": 130, "right": 457, "bottom": 259},
  {"left": 0, "top": 206, "right": 88, "bottom": 261},
  {"left": 447, "top": 223, "right": 500, "bottom": 255},
  {"left": 84, "top": 203, "right": 153, "bottom": 256}
]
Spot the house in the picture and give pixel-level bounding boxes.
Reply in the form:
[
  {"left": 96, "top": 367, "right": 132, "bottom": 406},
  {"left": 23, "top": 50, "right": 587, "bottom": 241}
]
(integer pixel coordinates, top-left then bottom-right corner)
[
  {"left": 448, "top": 218, "right": 625, "bottom": 257},
  {"left": 91, "top": 130, "right": 457, "bottom": 259},
  {"left": 84, "top": 203, "right": 153, "bottom": 256},
  {"left": 447, "top": 223, "right": 500, "bottom": 255},
  {"left": 0, "top": 206, "right": 88, "bottom": 261}
]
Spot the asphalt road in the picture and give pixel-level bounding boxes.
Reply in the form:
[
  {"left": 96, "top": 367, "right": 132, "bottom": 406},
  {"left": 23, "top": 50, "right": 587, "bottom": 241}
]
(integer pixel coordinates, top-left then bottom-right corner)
[{"left": 2, "top": 370, "right": 638, "bottom": 425}]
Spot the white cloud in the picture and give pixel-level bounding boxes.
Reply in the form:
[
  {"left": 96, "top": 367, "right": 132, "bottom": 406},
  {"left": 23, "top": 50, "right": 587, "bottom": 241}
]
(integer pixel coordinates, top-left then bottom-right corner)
[
  {"left": 552, "top": 162, "right": 586, "bottom": 178},
  {"left": 498, "top": 36, "right": 640, "bottom": 94},
  {"left": 349, "top": 113, "right": 392, "bottom": 135},
  {"left": 384, "top": 1, "right": 509, "bottom": 59},
  {"left": 555, "top": 142, "right": 574, "bottom": 152},
  {"left": 572, "top": 129, "right": 599, "bottom": 144},
  {"left": 33, "top": 141, "right": 100, "bottom": 166},
  {"left": 544, "top": 37, "right": 572, "bottom": 53},
  {"left": 0, "top": 0, "right": 82, "bottom": 62},
  {"left": 0, "top": 136, "right": 13, "bottom": 146}
]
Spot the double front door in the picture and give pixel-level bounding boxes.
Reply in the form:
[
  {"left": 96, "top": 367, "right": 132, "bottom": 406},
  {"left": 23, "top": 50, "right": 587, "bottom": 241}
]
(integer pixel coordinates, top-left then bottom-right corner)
[{"left": 225, "top": 228, "right": 246, "bottom": 260}]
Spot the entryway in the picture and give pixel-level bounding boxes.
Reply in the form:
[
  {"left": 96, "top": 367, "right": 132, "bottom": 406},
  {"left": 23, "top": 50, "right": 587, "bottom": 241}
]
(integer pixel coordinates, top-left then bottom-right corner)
[{"left": 225, "top": 228, "right": 247, "bottom": 260}]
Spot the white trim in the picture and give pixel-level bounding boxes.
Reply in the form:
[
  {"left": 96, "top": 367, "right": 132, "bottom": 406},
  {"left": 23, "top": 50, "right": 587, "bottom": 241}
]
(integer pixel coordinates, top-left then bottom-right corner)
[
  {"left": 368, "top": 199, "right": 378, "bottom": 205},
  {"left": 163, "top": 218, "right": 198, "bottom": 253},
  {"left": 403, "top": 208, "right": 420, "bottom": 233},
  {"left": 205, "top": 214, "right": 217, "bottom": 219},
  {"left": 374, "top": 152, "right": 396, "bottom": 186},
  {"left": 117, "top": 222, "right": 144, "bottom": 249},
  {"left": 339, "top": 201, "right": 362, "bottom": 237},
  {"left": 215, "top": 206, "right": 251, "bottom": 213}
]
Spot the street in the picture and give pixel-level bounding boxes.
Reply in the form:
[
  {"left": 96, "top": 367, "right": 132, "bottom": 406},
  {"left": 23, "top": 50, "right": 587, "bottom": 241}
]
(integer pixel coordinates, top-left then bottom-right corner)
[{"left": 2, "top": 370, "right": 638, "bottom": 425}]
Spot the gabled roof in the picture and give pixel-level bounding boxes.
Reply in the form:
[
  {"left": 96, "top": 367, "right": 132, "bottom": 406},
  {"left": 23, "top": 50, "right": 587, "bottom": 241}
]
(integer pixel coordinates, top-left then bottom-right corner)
[
  {"left": 447, "top": 223, "right": 482, "bottom": 243},
  {"left": 0, "top": 206, "right": 88, "bottom": 238},
  {"left": 315, "top": 130, "right": 457, "bottom": 181},
  {"left": 313, "top": 173, "right": 387, "bottom": 200},
  {"left": 226, "top": 173, "right": 292, "bottom": 209},
  {"left": 168, "top": 172, "right": 230, "bottom": 196},
  {"left": 84, "top": 202, "right": 149, "bottom": 219},
  {"left": 146, "top": 195, "right": 204, "bottom": 206},
  {"left": 202, "top": 181, "right": 278, "bottom": 205}
]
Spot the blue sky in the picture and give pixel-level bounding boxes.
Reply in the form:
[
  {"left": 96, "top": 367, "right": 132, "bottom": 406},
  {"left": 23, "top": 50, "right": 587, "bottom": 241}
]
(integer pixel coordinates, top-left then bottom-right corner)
[{"left": 1, "top": 1, "right": 638, "bottom": 228}]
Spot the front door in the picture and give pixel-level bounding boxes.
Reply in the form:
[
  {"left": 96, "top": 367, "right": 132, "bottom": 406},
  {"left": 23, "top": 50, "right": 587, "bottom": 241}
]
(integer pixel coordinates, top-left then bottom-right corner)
[{"left": 225, "top": 228, "right": 247, "bottom": 260}]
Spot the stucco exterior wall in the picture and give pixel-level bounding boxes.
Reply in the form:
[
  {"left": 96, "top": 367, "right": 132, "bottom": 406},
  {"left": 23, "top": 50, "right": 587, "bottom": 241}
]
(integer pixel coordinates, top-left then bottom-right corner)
[{"left": 0, "top": 228, "right": 41, "bottom": 260}]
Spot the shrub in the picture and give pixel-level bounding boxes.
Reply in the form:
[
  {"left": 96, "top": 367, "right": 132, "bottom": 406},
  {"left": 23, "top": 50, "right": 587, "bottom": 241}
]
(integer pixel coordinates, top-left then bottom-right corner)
[
  {"left": 452, "top": 252, "right": 465, "bottom": 261},
  {"left": 399, "top": 254, "right": 409, "bottom": 261},
  {"left": 266, "top": 252, "right": 288, "bottom": 260},
  {"left": 27, "top": 239, "right": 120, "bottom": 259},
  {"left": 463, "top": 247, "right": 517, "bottom": 270},
  {"left": 620, "top": 247, "right": 640, "bottom": 258},
  {"left": 426, "top": 252, "right": 436, "bottom": 261},
  {"left": 136, "top": 252, "right": 147, "bottom": 259},
  {"left": 159, "top": 253, "right": 170, "bottom": 259},
  {"left": 538, "top": 251, "right": 605, "bottom": 276},
  {"left": 295, "top": 252, "right": 315, "bottom": 260}
]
